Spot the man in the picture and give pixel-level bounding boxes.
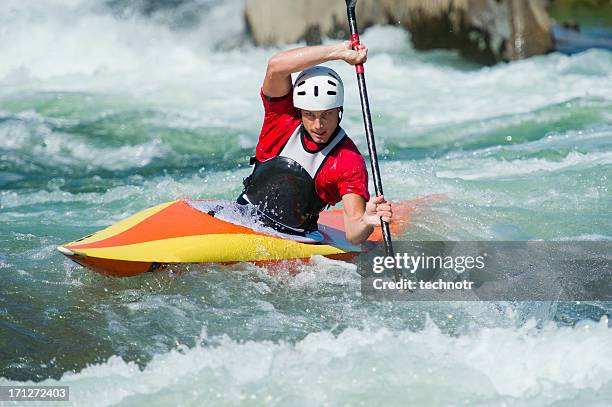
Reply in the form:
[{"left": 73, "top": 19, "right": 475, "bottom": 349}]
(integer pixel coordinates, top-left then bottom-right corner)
[{"left": 238, "top": 40, "right": 392, "bottom": 245}]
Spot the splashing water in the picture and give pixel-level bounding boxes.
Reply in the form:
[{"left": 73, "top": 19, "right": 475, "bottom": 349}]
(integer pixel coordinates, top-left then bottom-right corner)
[{"left": 1, "top": 1, "right": 611, "bottom": 405}]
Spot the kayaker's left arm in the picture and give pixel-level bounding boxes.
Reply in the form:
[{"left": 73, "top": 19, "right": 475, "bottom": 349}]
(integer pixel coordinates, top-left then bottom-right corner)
[{"left": 342, "top": 194, "right": 393, "bottom": 245}]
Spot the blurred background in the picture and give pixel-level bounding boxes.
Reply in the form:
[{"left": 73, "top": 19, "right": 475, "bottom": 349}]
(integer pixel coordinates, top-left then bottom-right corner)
[{"left": 1, "top": 0, "right": 611, "bottom": 405}]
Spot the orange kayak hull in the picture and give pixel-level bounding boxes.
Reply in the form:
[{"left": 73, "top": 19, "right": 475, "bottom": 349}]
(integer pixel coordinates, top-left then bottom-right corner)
[{"left": 58, "top": 197, "right": 437, "bottom": 277}]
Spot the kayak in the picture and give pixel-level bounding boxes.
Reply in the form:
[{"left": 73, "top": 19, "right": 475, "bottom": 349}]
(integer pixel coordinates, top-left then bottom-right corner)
[{"left": 57, "top": 198, "right": 429, "bottom": 277}]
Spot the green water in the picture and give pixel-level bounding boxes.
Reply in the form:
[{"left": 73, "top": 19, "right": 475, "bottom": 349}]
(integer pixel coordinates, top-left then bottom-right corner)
[{"left": 1, "top": 1, "right": 611, "bottom": 405}]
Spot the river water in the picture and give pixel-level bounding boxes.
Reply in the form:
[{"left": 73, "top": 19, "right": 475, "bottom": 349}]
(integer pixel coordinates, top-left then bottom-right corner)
[{"left": 1, "top": 1, "right": 611, "bottom": 405}]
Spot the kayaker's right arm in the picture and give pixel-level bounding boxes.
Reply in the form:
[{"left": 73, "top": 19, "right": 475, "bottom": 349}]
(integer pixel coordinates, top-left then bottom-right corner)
[{"left": 263, "top": 42, "right": 368, "bottom": 98}]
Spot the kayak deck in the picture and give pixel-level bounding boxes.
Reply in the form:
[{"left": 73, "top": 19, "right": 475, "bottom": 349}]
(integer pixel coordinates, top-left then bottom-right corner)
[{"left": 58, "top": 198, "right": 430, "bottom": 277}]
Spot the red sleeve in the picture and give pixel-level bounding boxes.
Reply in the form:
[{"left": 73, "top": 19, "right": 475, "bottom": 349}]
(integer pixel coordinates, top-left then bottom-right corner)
[
  {"left": 316, "top": 138, "right": 370, "bottom": 205},
  {"left": 255, "top": 88, "right": 301, "bottom": 161}
]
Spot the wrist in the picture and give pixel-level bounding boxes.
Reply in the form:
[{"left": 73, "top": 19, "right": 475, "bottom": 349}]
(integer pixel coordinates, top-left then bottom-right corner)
[
  {"left": 360, "top": 213, "right": 375, "bottom": 229},
  {"left": 329, "top": 43, "right": 349, "bottom": 61}
]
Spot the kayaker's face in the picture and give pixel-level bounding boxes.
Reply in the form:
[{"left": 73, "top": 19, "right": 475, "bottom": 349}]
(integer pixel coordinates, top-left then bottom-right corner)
[{"left": 300, "top": 108, "right": 340, "bottom": 143}]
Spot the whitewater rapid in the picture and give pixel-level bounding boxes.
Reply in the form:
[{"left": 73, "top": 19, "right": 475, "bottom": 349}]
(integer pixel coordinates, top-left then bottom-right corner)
[{"left": 1, "top": 0, "right": 611, "bottom": 405}]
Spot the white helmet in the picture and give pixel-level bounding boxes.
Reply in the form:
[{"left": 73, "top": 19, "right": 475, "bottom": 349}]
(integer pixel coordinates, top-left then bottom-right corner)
[{"left": 293, "top": 66, "right": 344, "bottom": 111}]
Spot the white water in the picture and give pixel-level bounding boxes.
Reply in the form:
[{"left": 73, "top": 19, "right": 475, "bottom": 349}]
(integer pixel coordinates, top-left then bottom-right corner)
[
  {"left": 1, "top": 1, "right": 611, "bottom": 405},
  {"left": 2, "top": 318, "right": 611, "bottom": 406}
]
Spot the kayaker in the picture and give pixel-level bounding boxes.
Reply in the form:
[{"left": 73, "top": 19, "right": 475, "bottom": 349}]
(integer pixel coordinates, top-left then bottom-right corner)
[{"left": 238, "top": 41, "right": 393, "bottom": 245}]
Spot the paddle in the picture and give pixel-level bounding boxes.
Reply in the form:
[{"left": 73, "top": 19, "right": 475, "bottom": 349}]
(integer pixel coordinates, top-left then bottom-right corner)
[{"left": 344, "top": 0, "right": 397, "bottom": 279}]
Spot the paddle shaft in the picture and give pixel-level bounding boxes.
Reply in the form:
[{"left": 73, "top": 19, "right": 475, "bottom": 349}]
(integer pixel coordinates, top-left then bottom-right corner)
[{"left": 345, "top": 2, "right": 395, "bottom": 264}]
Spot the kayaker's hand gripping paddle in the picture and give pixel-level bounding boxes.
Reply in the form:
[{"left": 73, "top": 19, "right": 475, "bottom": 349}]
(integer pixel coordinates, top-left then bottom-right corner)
[{"left": 345, "top": 0, "right": 397, "bottom": 279}]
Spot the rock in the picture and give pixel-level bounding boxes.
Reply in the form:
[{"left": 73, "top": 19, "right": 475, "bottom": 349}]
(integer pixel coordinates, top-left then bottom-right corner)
[
  {"left": 244, "top": 0, "right": 554, "bottom": 64},
  {"left": 244, "top": 0, "right": 387, "bottom": 46},
  {"left": 507, "top": 0, "right": 554, "bottom": 60}
]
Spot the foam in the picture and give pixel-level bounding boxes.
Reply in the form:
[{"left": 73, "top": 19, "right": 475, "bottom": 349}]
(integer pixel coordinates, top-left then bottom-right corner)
[
  {"left": 436, "top": 150, "right": 612, "bottom": 180},
  {"left": 1, "top": 319, "right": 609, "bottom": 405},
  {"left": 0, "top": 0, "right": 246, "bottom": 83}
]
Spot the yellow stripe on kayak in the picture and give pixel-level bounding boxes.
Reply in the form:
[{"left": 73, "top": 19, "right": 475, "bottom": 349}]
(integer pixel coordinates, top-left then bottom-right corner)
[
  {"left": 64, "top": 201, "right": 177, "bottom": 247},
  {"left": 69, "top": 233, "right": 350, "bottom": 263}
]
